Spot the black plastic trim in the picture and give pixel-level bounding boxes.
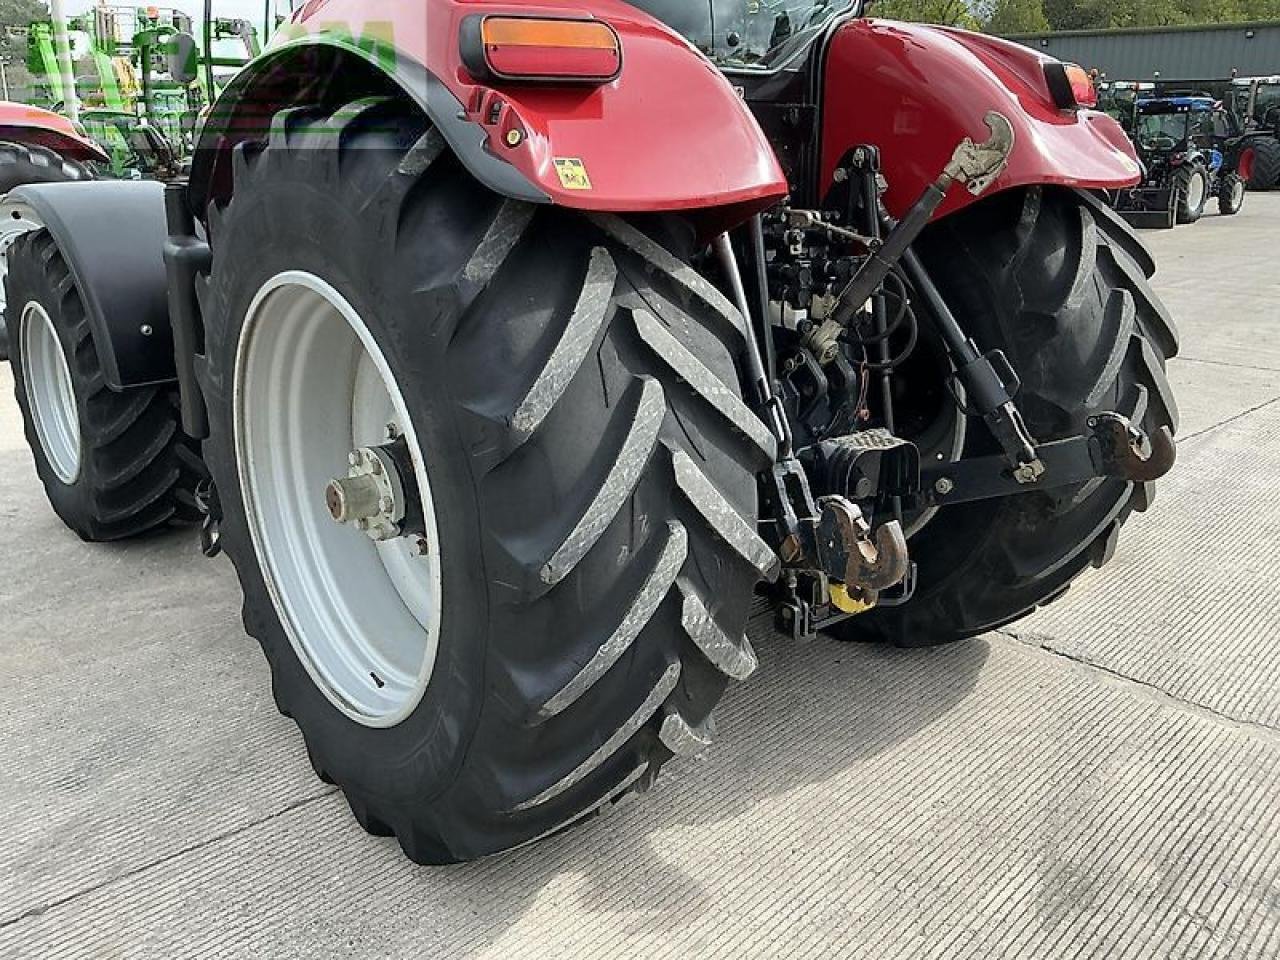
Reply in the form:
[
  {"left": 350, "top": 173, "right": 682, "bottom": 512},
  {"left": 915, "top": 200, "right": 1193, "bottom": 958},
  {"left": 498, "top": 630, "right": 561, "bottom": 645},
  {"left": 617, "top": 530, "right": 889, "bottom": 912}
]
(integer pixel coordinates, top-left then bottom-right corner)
[
  {"left": 8, "top": 181, "right": 175, "bottom": 390},
  {"left": 188, "top": 40, "right": 550, "bottom": 217}
]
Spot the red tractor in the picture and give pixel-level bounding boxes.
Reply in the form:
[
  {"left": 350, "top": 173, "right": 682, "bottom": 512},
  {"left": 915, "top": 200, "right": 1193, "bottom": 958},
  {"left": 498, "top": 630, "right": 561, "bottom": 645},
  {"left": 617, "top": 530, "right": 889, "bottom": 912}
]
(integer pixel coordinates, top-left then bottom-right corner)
[{"left": 2, "top": 1, "right": 1178, "bottom": 863}]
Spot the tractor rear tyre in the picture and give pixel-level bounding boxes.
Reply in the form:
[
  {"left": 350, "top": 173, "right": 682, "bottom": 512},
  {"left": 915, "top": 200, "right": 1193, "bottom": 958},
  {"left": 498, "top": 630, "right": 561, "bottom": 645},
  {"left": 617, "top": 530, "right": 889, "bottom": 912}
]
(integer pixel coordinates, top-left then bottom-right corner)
[
  {"left": 1218, "top": 173, "right": 1246, "bottom": 215},
  {"left": 1242, "top": 138, "right": 1280, "bottom": 191},
  {"left": 0, "top": 140, "right": 93, "bottom": 359},
  {"left": 834, "top": 187, "right": 1178, "bottom": 648},
  {"left": 1174, "top": 164, "right": 1209, "bottom": 224},
  {"left": 6, "top": 230, "right": 204, "bottom": 540},
  {"left": 196, "top": 99, "right": 777, "bottom": 862}
]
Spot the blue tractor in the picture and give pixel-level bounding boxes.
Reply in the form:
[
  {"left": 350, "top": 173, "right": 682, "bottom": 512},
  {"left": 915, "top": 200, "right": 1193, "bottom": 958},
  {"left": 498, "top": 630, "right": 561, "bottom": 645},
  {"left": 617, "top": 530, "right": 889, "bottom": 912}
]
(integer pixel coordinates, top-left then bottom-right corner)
[{"left": 1116, "top": 95, "right": 1247, "bottom": 228}]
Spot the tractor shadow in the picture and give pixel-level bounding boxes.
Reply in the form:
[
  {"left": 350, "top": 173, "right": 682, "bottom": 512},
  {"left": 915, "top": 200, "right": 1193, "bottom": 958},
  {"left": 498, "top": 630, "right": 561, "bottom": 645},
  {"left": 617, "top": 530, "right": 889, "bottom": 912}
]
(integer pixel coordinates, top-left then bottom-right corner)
[{"left": 431, "top": 622, "right": 989, "bottom": 946}]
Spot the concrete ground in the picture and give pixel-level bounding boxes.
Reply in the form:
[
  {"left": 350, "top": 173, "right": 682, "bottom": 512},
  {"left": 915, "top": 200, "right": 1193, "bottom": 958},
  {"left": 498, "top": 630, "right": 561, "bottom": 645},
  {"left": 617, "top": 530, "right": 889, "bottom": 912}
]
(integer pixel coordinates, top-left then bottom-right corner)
[{"left": 1, "top": 195, "right": 1278, "bottom": 960}]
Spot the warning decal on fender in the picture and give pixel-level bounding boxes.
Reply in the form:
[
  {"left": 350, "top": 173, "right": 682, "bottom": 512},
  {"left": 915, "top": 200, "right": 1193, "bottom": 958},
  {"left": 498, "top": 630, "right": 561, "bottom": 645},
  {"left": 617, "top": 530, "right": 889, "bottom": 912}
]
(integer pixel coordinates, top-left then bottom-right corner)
[{"left": 553, "top": 158, "right": 593, "bottom": 191}]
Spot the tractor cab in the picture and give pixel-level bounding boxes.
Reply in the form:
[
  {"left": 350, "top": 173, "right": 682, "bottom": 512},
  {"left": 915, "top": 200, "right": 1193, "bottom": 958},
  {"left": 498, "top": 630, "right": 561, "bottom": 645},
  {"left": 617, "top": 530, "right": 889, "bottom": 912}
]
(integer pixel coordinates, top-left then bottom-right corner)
[
  {"left": 1132, "top": 95, "right": 1219, "bottom": 156},
  {"left": 624, "top": 0, "right": 856, "bottom": 67},
  {"left": 1229, "top": 75, "right": 1280, "bottom": 131},
  {"left": 1098, "top": 81, "right": 1155, "bottom": 132}
]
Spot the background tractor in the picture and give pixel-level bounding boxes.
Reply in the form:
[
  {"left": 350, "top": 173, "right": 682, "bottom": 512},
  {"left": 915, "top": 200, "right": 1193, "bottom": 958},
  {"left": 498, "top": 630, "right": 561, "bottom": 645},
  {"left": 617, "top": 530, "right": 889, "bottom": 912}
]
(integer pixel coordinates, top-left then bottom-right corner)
[
  {"left": 1115, "top": 94, "right": 1247, "bottom": 227},
  {"left": 1, "top": 0, "right": 1178, "bottom": 863},
  {"left": 1097, "top": 80, "right": 1154, "bottom": 132},
  {"left": 1226, "top": 75, "right": 1280, "bottom": 191},
  {"left": 0, "top": 101, "right": 105, "bottom": 360}
]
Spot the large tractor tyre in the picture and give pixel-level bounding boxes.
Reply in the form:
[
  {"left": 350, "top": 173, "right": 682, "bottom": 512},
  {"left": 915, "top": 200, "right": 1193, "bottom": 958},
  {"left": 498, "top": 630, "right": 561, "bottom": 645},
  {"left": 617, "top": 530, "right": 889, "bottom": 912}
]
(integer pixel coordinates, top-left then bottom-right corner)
[
  {"left": 0, "top": 141, "right": 93, "bottom": 359},
  {"left": 196, "top": 98, "right": 777, "bottom": 863},
  {"left": 1242, "top": 138, "right": 1280, "bottom": 191},
  {"left": 835, "top": 187, "right": 1178, "bottom": 648},
  {"left": 1218, "top": 173, "right": 1247, "bottom": 216},
  {"left": 6, "top": 231, "right": 204, "bottom": 540},
  {"left": 1174, "top": 164, "right": 1209, "bottom": 224}
]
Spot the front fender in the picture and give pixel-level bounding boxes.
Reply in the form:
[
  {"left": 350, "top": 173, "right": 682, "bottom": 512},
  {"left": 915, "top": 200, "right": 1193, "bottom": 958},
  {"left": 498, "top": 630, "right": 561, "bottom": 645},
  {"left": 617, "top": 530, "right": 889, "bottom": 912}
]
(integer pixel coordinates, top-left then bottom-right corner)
[
  {"left": 1, "top": 182, "right": 174, "bottom": 390},
  {"left": 193, "top": 0, "right": 786, "bottom": 221},
  {"left": 821, "top": 20, "right": 1141, "bottom": 220}
]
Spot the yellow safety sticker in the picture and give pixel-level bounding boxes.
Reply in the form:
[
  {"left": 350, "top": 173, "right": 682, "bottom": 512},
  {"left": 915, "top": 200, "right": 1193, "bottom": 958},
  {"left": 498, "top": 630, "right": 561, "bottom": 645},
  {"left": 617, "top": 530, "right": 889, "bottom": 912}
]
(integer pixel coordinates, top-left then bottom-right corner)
[
  {"left": 553, "top": 158, "right": 593, "bottom": 191},
  {"left": 830, "top": 583, "right": 876, "bottom": 616}
]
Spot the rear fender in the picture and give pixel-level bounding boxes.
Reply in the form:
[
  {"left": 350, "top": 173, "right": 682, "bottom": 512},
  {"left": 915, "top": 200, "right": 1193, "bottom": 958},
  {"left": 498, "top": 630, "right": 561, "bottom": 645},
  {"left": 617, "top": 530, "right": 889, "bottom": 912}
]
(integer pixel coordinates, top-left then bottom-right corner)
[
  {"left": 191, "top": 0, "right": 787, "bottom": 227},
  {"left": 1, "top": 182, "right": 173, "bottom": 390},
  {"left": 820, "top": 20, "right": 1142, "bottom": 220},
  {"left": 0, "top": 102, "right": 109, "bottom": 164}
]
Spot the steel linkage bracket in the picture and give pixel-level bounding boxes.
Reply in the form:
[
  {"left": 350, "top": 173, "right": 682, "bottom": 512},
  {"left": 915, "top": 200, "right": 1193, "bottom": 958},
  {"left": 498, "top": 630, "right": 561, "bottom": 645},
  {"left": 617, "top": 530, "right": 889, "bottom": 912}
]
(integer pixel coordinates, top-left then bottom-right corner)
[{"left": 922, "top": 411, "right": 1176, "bottom": 508}]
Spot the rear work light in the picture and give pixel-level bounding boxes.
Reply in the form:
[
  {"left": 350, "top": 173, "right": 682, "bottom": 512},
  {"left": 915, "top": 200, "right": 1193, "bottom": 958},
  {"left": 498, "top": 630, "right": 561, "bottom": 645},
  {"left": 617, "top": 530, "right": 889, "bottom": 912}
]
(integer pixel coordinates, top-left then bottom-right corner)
[
  {"left": 460, "top": 15, "right": 622, "bottom": 84},
  {"left": 1046, "top": 61, "right": 1099, "bottom": 110}
]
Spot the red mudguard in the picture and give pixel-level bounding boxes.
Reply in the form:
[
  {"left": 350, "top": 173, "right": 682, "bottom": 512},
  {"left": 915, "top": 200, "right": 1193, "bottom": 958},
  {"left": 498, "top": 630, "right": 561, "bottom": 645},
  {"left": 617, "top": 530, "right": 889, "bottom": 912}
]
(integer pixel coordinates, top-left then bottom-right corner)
[
  {"left": 821, "top": 21, "right": 1142, "bottom": 220},
  {"left": 279, "top": 0, "right": 787, "bottom": 217},
  {"left": 0, "top": 101, "right": 109, "bottom": 165}
]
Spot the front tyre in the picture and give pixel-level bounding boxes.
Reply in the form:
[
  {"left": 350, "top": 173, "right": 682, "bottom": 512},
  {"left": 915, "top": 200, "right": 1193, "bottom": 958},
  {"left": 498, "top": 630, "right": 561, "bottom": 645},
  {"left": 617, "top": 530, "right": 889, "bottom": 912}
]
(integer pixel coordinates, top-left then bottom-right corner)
[
  {"left": 7, "top": 231, "right": 203, "bottom": 540},
  {"left": 1174, "top": 164, "right": 1209, "bottom": 224},
  {"left": 837, "top": 187, "right": 1178, "bottom": 648},
  {"left": 1242, "top": 139, "right": 1280, "bottom": 191},
  {"left": 198, "top": 99, "right": 776, "bottom": 862},
  {"left": 1218, "top": 173, "right": 1246, "bottom": 215}
]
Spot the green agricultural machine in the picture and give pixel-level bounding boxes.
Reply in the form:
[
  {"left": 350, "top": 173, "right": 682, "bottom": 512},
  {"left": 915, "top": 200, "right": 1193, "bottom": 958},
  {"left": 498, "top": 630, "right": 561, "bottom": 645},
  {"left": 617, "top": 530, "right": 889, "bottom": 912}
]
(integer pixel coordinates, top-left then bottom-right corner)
[
  {"left": 0, "top": 5, "right": 265, "bottom": 356},
  {"left": 1226, "top": 76, "right": 1280, "bottom": 190},
  {"left": 24, "top": 6, "right": 264, "bottom": 177}
]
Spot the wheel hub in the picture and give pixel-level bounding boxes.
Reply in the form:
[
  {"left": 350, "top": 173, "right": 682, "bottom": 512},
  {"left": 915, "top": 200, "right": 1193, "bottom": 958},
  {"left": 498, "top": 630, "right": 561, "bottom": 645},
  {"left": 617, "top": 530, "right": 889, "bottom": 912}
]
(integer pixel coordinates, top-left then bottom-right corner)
[
  {"left": 234, "top": 271, "right": 444, "bottom": 728},
  {"left": 325, "top": 443, "right": 407, "bottom": 542}
]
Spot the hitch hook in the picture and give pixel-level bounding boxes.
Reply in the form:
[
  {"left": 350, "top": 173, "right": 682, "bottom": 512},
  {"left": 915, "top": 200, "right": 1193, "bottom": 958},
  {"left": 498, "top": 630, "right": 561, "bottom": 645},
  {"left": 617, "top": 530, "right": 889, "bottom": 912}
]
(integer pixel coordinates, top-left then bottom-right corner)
[
  {"left": 819, "top": 497, "right": 911, "bottom": 611},
  {"left": 1091, "top": 414, "right": 1177, "bottom": 483},
  {"left": 943, "top": 111, "right": 1016, "bottom": 197}
]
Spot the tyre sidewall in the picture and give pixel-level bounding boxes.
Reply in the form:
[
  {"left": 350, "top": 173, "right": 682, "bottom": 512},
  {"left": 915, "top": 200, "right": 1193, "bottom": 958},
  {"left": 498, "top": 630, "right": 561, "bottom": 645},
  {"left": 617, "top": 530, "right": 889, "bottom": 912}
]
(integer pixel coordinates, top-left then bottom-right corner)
[
  {"left": 201, "top": 172, "right": 489, "bottom": 806},
  {"left": 8, "top": 237, "right": 91, "bottom": 523}
]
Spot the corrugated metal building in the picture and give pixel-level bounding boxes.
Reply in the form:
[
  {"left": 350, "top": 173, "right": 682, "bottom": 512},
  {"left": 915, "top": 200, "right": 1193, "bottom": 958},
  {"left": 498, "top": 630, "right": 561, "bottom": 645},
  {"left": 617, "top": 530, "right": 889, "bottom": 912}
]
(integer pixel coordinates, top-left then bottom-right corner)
[{"left": 1006, "top": 20, "right": 1280, "bottom": 81}]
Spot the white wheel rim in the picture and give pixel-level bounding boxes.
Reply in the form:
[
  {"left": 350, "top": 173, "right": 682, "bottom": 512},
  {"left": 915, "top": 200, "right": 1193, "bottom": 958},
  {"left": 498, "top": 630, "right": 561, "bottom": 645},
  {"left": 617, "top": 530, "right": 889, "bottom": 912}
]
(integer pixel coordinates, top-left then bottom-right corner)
[
  {"left": 0, "top": 214, "right": 37, "bottom": 315},
  {"left": 1233, "top": 180, "right": 1245, "bottom": 206},
  {"left": 20, "top": 301, "right": 81, "bottom": 484},
  {"left": 234, "top": 272, "right": 444, "bottom": 728},
  {"left": 1186, "top": 172, "right": 1206, "bottom": 211}
]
